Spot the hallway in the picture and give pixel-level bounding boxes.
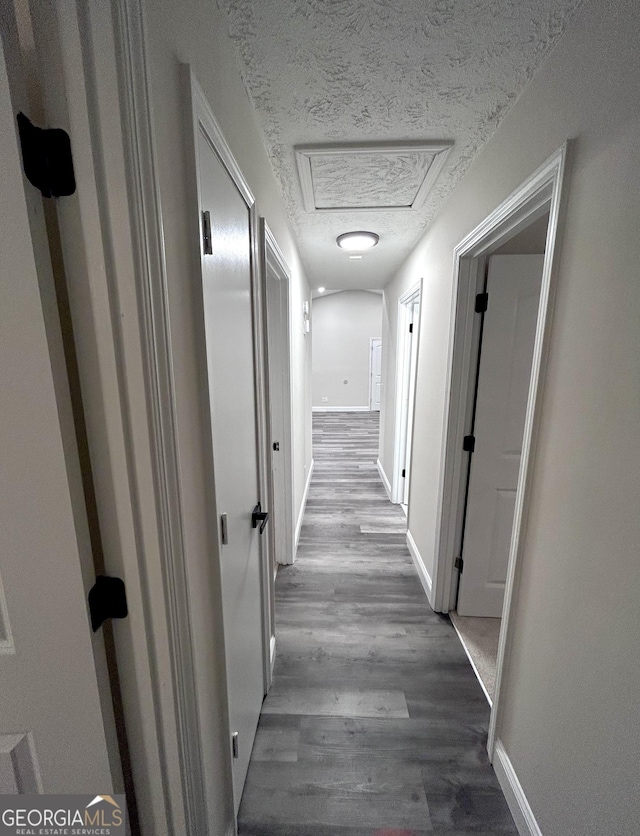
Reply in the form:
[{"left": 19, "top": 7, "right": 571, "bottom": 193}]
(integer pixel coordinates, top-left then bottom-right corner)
[{"left": 238, "top": 412, "right": 517, "bottom": 835}]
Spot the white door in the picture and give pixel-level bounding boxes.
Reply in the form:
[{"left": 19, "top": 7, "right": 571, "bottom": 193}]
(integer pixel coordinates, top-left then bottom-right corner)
[
  {"left": 457, "top": 255, "right": 544, "bottom": 617},
  {"left": 403, "top": 299, "right": 420, "bottom": 505},
  {"left": 265, "top": 265, "right": 294, "bottom": 570},
  {"left": 197, "top": 130, "right": 264, "bottom": 809},
  {"left": 0, "top": 34, "right": 113, "bottom": 793},
  {"left": 370, "top": 339, "right": 382, "bottom": 411}
]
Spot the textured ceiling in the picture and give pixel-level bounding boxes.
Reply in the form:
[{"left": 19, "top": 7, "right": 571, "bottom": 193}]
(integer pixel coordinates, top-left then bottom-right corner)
[{"left": 217, "top": 0, "right": 582, "bottom": 290}]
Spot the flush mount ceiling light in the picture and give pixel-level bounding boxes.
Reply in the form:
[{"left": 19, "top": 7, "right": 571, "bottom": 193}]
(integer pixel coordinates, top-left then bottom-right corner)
[
  {"left": 317, "top": 287, "right": 326, "bottom": 293},
  {"left": 336, "top": 231, "right": 379, "bottom": 252}
]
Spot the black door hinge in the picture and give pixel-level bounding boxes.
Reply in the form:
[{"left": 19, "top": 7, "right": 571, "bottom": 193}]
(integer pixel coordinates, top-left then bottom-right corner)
[
  {"left": 402, "top": 468, "right": 406, "bottom": 477},
  {"left": 463, "top": 435, "right": 476, "bottom": 453},
  {"left": 475, "top": 292, "right": 489, "bottom": 313},
  {"left": 17, "top": 113, "right": 76, "bottom": 198},
  {"left": 455, "top": 556, "right": 464, "bottom": 573},
  {"left": 252, "top": 501, "right": 269, "bottom": 534},
  {"left": 88, "top": 575, "right": 128, "bottom": 632},
  {"left": 409, "top": 323, "right": 413, "bottom": 333},
  {"left": 273, "top": 441, "right": 280, "bottom": 451}
]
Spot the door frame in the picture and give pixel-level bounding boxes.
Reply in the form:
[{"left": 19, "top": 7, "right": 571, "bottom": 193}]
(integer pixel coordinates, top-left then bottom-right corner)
[
  {"left": 260, "top": 219, "right": 296, "bottom": 683},
  {"left": 20, "top": 2, "right": 200, "bottom": 832},
  {"left": 369, "top": 338, "right": 382, "bottom": 411},
  {"left": 184, "top": 64, "right": 274, "bottom": 805},
  {"left": 431, "top": 146, "right": 568, "bottom": 759},
  {"left": 391, "top": 281, "right": 422, "bottom": 504}
]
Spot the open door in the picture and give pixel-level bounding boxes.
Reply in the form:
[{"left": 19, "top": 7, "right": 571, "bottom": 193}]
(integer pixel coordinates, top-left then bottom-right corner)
[
  {"left": 457, "top": 255, "right": 544, "bottom": 617},
  {"left": 0, "top": 30, "right": 114, "bottom": 794}
]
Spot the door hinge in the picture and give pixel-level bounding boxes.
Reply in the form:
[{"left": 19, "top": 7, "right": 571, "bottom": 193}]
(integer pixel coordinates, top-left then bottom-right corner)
[
  {"left": 463, "top": 434, "right": 476, "bottom": 453},
  {"left": 220, "top": 513, "right": 229, "bottom": 545},
  {"left": 202, "top": 209, "right": 213, "bottom": 254},
  {"left": 409, "top": 323, "right": 413, "bottom": 333},
  {"left": 402, "top": 468, "right": 406, "bottom": 477},
  {"left": 475, "top": 292, "right": 489, "bottom": 314},
  {"left": 273, "top": 441, "right": 280, "bottom": 451},
  {"left": 232, "top": 731, "right": 239, "bottom": 759},
  {"left": 88, "top": 575, "right": 128, "bottom": 632},
  {"left": 17, "top": 112, "right": 76, "bottom": 198},
  {"left": 455, "top": 556, "right": 464, "bottom": 573},
  {"left": 252, "top": 501, "right": 269, "bottom": 534}
]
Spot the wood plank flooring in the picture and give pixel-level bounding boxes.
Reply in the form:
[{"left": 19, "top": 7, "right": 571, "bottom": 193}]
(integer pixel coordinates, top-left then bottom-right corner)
[{"left": 238, "top": 412, "right": 517, "bottom": 836}]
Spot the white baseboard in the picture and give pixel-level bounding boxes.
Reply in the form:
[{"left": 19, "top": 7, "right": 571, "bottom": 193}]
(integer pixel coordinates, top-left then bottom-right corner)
[
  {"left": 270, "top": 635, "right": 276, "bottom": 675},
  {"left": 376, "top": 458, "right": 392, "bottom": 500},
  {"left": 312, "top": 405, "right": 371, "bottom": 412},
  {"left": 493, "top": 740, "right": 543, "bottom": 836},
  {"left": 406, "top": 529, "right": 433, "bottom": 604},
  {"left": 294, "top": 459, "right": 314, "bottom": 552}
]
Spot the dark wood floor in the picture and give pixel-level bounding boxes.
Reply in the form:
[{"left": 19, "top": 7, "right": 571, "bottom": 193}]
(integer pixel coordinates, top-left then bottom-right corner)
[{"left": 238, "top": 412, "right": 517, "bottom": 836}]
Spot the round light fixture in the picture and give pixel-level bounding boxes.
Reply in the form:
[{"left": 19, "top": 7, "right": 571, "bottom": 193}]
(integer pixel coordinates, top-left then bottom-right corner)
[
  {"left": 336, "top": 231, "right": 379, "bottom": 252},
  {"left": 317, "top": 287, "right": 326, "bottom": 293}
]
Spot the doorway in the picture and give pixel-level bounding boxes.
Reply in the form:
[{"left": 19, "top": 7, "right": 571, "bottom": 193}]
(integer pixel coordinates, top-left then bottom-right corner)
[
  {"left": 260, "top": 220, "right": 295, "bottom": 687},
  {"left": 451, "top": 237, "right": 547, "bottom": 701},
  {"left": 431, "top": 147, "right": 567, "bottom": 756},
  {"left": 392, "top": 283, "right": 422, "bottom": 507},
  {"left": 187, "top": 72, "right": 266, "bottom": 813},
  {"left": 369, "top": 338, "right": 382, "bottom": 411}
]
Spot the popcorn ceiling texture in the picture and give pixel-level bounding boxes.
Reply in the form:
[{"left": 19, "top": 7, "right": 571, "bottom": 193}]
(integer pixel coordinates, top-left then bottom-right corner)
[{"left": 217, "top": 0, "right": 582, "bottom": 288}]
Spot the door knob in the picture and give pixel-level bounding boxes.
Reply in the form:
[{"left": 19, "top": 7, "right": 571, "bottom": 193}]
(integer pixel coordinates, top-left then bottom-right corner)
[{"left": 251, "top": 502, "right": 269, "bottom": 534}]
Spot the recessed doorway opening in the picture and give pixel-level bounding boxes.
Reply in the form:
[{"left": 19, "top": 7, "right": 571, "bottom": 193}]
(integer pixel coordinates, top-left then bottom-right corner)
[{"left": 431, "top": 146, "right": 568, "bottom": 756}]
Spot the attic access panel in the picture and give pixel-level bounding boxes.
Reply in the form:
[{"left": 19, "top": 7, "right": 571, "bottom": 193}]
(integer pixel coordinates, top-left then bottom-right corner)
[{"left": 295, "top": 141, "right": 453, "bottom": 213}]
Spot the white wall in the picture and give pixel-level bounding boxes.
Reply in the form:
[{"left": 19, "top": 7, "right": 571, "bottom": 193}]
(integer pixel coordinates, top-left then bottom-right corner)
[
  {"left": 143, "top": 1, "right": 312, "bottom": 830},
  {"left": 379, "top": 1, "right": 640, "bottom": 833},
  {"left": 312, "top": 290, "right": 382, "bottom": 409}
]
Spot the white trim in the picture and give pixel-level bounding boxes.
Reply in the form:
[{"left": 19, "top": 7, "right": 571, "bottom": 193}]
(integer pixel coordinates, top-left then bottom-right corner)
[
  {"left": 391, "top": 281, "right": 422, "bottom": 504},
  {"left": 262, "top": 225, "right": 295, "bottom": 568},
  {"left": 295, "top": 459, "right": 315, "bottom": 552},
  {"left": 260, "top": 220, "right": 295, "bottom": 684},
  {"left": 376, "top": 459, "right": 392, "bottom": 500},
  {"left": 312, "top": 406, "right": 370, "bottom": 412},
  {"left": 269, "top": 635, "right": 276, "bottom": 687},
  {"left": 112, "top": 5, "right": 209, "bottom": 832},
  {"left": 249, "top": 208, "right": 273, "bottom": 699},
  {"left": 264, "top": 222, "right": 291, "bottom": 280},
  {"left": 449, "top": 617, "right": 493, "bottom": 707},
  {"left": 406, "top": 529, "right": 433, "bottom": 601},
  {"left": 186, "top": 70, "right": 254, "bottom": 209},
  {"left": 368, "top": 337, "right": 382, "bottom": 411},
  {"left": 294, "top": 141, "right": 452, "bottom": 213},
  {"left": 493, "top": 740, "right": 543, "bottom": 836},
  {"left": 188, "top": 75, "right": 254, "bottom": 209},
  {"left": 429, "top": 146, "right": 568, "bottom": 762}
]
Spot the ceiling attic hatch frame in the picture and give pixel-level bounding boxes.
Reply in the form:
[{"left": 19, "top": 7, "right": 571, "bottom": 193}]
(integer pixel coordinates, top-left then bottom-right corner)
[{"left": 295, "top": 141, "right": 453, "bottom": 213}]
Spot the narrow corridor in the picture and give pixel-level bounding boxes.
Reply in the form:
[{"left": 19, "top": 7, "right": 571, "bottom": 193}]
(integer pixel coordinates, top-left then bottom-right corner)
[{"left": 238, "top": 412, "right": 517, "bottom": 835}]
